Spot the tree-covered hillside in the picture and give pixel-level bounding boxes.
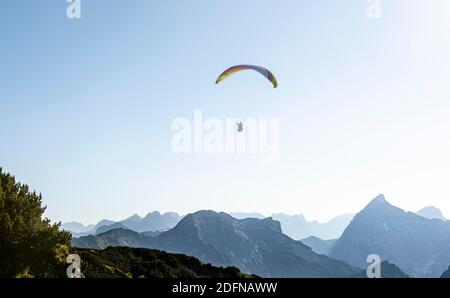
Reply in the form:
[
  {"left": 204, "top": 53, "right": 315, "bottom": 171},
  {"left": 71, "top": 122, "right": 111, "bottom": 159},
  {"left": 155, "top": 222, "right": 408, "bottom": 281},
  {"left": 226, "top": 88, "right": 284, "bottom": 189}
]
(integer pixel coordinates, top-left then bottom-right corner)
[
  {"left": 0, "top": 167, "right": 253, "bottom": 278},
  {"left": 0, "top": 167, "right": 71, "bottom": 277},
  {"left": 73, "top": 246, "right": 255, "bottom": 278}
]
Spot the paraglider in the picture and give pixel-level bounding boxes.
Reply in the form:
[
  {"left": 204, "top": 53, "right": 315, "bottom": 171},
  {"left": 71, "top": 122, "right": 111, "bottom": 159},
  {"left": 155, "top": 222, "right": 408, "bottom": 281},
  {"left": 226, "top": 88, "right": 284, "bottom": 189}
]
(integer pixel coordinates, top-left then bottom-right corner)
[
  {"left": 216, "top": 65, "right": 278, "bottom": 133},
  {"left": 215, "top": 65, "right": 278, "bottom": 88},
  {"left": 236, "top": 121, "right": 244, "bottom": 132}
]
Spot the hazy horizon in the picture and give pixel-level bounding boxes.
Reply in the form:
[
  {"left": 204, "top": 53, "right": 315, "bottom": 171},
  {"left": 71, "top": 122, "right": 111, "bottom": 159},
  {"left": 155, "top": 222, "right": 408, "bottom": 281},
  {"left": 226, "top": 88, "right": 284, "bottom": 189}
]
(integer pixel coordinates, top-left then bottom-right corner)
[
  {"left": 2, "top": 1, "right": 450, "bottom": 224},
  {"left": 57, "top": 194, "right": 446, "bottom": 226}
]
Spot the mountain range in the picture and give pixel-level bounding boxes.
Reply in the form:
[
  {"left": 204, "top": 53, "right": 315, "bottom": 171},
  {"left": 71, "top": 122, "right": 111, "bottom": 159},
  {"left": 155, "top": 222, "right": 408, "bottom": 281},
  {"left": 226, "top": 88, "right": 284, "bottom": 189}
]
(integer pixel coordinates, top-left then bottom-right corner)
[
  {"left": 329, "top": 195, "right": 450, "bottom": 277},
  {"left": 71, "top": 195, "right": 450, "bottom": 278},
  {"left": 271, "top": 213, "right": 354, "bottom": 240},
  {"left": 64, "top": 210, "right": 355, "bottom": 241},
  {"left": 62, "top": 211, "right": 182, "bottom": 237},
  {"left": 231, "top": 212, "right": 354, "bottom": 240},
  {"left": 416, "top": 206, "right": 447, "bottom": 221},
  {"left": 73, "top": 211, "right": 360, "bottom": 278},
  {"left": 64, "top": 206, "right": 446, "bottom": 241}
]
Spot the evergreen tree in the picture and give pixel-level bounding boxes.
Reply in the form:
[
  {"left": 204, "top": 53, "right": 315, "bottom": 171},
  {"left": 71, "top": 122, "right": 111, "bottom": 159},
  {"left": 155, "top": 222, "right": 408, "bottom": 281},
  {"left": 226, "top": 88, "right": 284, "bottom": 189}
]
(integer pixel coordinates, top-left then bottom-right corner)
[{"left": 0, "top": 167, "right": 71, "bottom": 277}]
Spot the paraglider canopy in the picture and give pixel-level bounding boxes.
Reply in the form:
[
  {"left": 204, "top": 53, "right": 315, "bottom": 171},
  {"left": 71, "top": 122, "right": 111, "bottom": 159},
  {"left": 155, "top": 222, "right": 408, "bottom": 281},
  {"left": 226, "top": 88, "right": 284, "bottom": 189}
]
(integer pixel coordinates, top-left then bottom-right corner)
[{"left": 216, "top": 65, "right": 278, "bottom": 88}]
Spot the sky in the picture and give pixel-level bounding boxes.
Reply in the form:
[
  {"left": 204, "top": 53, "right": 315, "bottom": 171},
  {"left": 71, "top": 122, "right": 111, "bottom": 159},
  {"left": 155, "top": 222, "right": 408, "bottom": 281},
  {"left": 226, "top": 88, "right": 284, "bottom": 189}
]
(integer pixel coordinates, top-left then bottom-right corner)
[{"left": 1, "top": 0, "right": 450, "bottom": 224}]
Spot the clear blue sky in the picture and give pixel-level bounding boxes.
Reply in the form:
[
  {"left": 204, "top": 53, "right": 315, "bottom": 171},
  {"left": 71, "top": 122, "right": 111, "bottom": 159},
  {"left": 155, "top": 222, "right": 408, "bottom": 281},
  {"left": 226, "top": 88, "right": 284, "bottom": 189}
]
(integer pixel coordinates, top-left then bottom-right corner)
[{"left": 1, "top": 1, "right": 450, "bottom": 224}]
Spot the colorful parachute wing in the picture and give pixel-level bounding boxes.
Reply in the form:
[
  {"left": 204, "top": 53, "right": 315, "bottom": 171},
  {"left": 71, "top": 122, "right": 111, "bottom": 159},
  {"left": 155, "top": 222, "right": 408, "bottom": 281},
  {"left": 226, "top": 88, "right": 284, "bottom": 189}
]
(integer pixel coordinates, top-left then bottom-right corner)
[{"left": 216, "top": 65, "right": 278, "bottom": 88}]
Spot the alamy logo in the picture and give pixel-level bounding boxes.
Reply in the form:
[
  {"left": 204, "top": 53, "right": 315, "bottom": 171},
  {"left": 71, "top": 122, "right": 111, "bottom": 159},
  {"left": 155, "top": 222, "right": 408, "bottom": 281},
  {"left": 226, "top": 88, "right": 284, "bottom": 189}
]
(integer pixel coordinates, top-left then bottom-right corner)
[
  {"left": 171, "top": 110, "right": 280, "bottom": 164},
  {"left": 366, "top": 0, "right": 382, "bottom": 19},
  {"left": 366, "top": 254, "right": 382, "bottom": 278},
  {"left": 67, "top": 254, "right": 82, "bottom": 278},
  {"left": 66, "top": 0, "right": 81, "bottom": 19}
]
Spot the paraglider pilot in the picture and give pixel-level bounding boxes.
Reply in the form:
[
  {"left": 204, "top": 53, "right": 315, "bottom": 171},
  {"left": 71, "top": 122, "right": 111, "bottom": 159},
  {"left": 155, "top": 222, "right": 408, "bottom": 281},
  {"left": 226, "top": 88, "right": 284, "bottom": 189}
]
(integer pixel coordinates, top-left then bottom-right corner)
[{"left": 236, "top": 121, "right": 244, "bottom": 132}]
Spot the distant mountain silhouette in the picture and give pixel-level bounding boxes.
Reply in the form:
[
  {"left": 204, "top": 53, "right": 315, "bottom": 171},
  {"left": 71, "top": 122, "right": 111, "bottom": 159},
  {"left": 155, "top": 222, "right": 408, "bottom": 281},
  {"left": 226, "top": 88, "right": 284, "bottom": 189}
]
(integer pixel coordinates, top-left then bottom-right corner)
[
  {"left": 120, "top": 212, "right": 181, "bottom": 232},
  {"left": 62, "top": 219, "right": 115, "bottom": 237},
  {"left": 95, "top": 222, "right": 130, "bottom": 235},
  {"left": 142, "top": 211, "right": 181, "bottom": 231},
  {"left": 65, "top": 210, "right": 354, "bottom": 241},
  {"left": 96, "top": 219, "right": 116, "bottom": 229},
  {"left": 60, "top": 222, "right": 95, "bottom": 233},
  {"left": 231, "top": 212, "right": 354, "bottom": 240},
  {"left": 73, "top": 211, "right": 360, "bottom": 277},
  {"left": 141, "top": 230, "right": 164, "bottom": 237},
  {"left": 271, "top": 213, "right": 354, "bottom": 240},
  {"left": 330, "top": 194, "right": 450, "bottom": 277},
  {"left": 62, "top": 211, "right": 182, "bottom": 237},
  {"left": 301, "top": 236, "right": 336, "bottom": 255},
  {"left": 230, "top": 212, "right": 265, "bottom": 219},
  {"left": 72, "top": 229, "right": 154, "bottom": 249},
  {"left": 416, "top": 206, "right": 447, "bottom": 221},
  {"left": 120, "top": 214, "right": 143, "bottom": 229}
]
